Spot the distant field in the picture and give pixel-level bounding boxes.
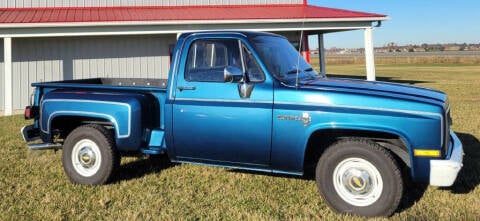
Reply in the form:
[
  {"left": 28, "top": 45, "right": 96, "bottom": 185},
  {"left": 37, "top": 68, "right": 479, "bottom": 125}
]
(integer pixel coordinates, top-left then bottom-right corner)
[
  {"left": 328, "top": 51, "right": 480, "bottom": 57},
  {"left": 0, "top": 63, "right": 479, "bottom": 220},
  {"left": 312, "top": 53, "right": 480, "bottom": 65}
]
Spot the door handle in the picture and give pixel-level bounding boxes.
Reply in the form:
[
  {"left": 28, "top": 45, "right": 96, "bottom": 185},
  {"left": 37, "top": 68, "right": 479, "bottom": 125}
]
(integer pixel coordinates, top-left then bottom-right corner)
[{"left": 177, "top": 86, "right": 196, "bottom": 91}]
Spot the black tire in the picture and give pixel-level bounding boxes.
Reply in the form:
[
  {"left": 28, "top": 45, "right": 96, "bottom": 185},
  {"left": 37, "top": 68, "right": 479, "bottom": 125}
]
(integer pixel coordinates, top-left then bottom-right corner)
[
  {"left": 316, "top": 139, "right": 403, "bottom": 217},
  {"left": 62, "top": 124, "right": 120, "bottom": 185}
]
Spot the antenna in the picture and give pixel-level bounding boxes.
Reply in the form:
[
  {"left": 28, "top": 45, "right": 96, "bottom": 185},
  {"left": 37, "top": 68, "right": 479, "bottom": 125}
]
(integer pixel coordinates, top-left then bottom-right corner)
[
  {"left": 295, "top": 29, "right": 304, "bottom": 88},
  {"left": 295, "top": 10, "right": 307, "bottom": 88}
]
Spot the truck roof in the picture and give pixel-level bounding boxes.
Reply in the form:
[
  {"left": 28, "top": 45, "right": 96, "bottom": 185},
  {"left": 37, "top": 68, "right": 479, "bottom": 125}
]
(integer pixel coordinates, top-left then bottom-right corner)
[{"left": 180, "top": 30, "right": 285, "bottom": 39}]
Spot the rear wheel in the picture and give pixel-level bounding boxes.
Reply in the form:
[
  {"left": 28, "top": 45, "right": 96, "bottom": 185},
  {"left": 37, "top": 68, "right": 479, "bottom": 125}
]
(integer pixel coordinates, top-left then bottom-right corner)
[
  {"left": 62, "top": 124, "right": 120, "bottom": 185},
  {"left": 316, "top": 139, "right": 403, "bottom": 217}
]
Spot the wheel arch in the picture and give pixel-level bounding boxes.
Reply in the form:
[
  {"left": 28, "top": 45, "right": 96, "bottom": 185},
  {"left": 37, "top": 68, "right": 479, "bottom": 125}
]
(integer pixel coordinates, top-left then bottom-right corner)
[
  {"left": 49, "top": 114, "right": 117, "bottom": 141},
  {"left": 303, "top": 127, "right": 412, "bottom": 174}
]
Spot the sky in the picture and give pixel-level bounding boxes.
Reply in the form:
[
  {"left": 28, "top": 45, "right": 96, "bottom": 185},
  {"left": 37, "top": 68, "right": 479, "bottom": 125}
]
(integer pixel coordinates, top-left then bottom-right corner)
[{"left": 307, "top": 0, "right": 480, "bottom": 49}]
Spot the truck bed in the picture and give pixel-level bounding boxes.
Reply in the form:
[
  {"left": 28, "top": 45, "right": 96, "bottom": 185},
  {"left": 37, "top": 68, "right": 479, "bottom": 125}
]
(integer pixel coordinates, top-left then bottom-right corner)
[{"left": 32, "top": 78, "right": 168, "bottom": 91}]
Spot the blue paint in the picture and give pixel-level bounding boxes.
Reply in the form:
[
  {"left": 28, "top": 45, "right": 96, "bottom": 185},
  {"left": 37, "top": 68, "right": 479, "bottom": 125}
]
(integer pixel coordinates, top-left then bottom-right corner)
[
  {"left": 23, "top": 31, "right": 460, "bottom": 184},
  {"left": 148, "top": 129, "right": 167, "bottom": 150},
  {"left": 39, "top": 90, "right": 151, "bottom": 151}
]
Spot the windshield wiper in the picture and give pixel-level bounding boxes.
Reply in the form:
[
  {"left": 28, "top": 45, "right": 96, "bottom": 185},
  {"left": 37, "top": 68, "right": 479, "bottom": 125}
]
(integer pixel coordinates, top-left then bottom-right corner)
[
  {"left": 286, "top": 69, "right": 299, "bottom": 75},
  {"left": 286, "top": 67, "right": 313, "bottom": 75}
]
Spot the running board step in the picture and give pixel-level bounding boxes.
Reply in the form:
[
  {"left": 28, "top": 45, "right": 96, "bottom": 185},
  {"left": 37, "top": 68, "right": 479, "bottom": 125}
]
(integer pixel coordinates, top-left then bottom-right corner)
[
  {"left": 143, "top": 129, "right": 167, "bottom": 155},
  {"left": 28, "top": 143, "right": 62, "bottom": 150},
  {"left": 140, "top": 148, "right": 165, "bottom": 155}
]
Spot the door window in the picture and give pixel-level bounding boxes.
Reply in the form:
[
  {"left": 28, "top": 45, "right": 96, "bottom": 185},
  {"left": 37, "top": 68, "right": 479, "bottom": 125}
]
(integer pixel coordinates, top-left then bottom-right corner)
[
  {"left": 185, "top": 39, "right": 265, "bottom": 82},
  {"left": 185, "top": 39, "right": 236, "bottom": 82}
]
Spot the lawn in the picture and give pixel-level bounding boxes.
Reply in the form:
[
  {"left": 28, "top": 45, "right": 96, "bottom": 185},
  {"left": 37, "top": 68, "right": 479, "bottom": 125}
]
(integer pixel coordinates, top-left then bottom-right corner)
[{"left": 1, "top": 63, "right": 479, "bottom": 220}]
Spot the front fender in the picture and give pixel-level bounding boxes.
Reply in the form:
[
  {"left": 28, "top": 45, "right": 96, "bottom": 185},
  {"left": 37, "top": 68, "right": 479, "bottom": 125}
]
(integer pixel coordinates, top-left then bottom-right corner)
[{"left": 271, "top": 106, "right": 442, "bottom": 178}]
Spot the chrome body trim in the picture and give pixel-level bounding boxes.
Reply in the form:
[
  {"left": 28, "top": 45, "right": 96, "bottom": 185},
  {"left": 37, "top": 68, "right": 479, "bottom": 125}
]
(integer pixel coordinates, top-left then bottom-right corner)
[
  {"left": 40, "top": 99, "right": 131, "bottom": 138},
  {"left": 275, "top": 101, "right": 444, "bottom": 145}
]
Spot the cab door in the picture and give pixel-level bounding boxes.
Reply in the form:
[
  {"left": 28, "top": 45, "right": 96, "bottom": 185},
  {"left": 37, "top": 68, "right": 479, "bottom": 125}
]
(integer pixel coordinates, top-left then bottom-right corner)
[{"left": 172, "top": 37, "right": 273, "bottom": 168}]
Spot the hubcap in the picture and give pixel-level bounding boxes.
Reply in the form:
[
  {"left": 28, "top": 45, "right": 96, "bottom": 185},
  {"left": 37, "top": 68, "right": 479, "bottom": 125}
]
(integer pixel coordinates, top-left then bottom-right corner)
[
  {"left": 333, "top": 158, "right": 383, "bottom": 207},
  {"left": 71, "top": 139, "right": 102, "bottom": 177},
  {"left": 78, "top": 147, "right": 96, "bottom": 168}
]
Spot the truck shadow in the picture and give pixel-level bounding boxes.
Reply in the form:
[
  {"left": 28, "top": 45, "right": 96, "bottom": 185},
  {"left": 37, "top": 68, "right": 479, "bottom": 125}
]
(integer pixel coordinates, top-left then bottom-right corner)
[
  {"left": 398, "top": 132, "right": 479, "bottom": 212},
  {"left": 111, "top": 132, "right": 478, "bottom": 210},
  {"left": 111, "top": 155, "right": 176, "bottom": 183},
  {"left": 327, "top": 74, "right": 432, "bottom": 85},
  {"left": 397, "top": 181, "right": 428, "bottom": 213},
  {"left": 229, "top": 132, "right": 480, "bottom": 214},
  {"left": 441, "top": 132, "right": 480, "bottom": 194},
  {"left": 229, "top": 165, "right": 429, "bottom": 214}
]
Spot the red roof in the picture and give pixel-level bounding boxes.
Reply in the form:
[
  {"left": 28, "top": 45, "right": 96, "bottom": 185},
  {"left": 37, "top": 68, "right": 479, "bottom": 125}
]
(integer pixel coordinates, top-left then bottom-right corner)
[{"left": 0, "top": 5, "right": 386, "bottom": 24}]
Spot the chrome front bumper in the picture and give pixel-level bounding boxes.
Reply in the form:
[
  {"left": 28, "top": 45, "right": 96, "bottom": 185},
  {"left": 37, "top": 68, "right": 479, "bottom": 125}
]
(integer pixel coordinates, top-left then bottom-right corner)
[{"left": 429, "top": 130, "right": 463, "bottom": 186}]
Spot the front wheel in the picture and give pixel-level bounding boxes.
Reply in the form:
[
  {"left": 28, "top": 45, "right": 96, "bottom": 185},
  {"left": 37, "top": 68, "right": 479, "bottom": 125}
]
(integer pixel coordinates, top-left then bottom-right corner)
[
  {"left": 316, "top": 139, "right": 403, "bottom": 217},
  {"left": 62, "top": 124, "right": 120, "bottom": 185}
]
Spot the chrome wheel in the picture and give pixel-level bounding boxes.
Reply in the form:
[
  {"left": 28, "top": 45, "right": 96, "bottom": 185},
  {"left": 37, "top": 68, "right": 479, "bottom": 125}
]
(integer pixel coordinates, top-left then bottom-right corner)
[
  {"left": 333, "top": 157, "right": 383, "bottom": 207},
  {"left": 71, "top": 139, "right": 102, "bottom": 177}
]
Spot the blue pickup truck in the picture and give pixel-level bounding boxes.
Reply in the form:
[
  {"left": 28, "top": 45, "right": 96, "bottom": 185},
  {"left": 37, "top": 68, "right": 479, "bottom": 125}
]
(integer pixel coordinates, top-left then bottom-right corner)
[{"left": 21, "top": 31, "right": 463, "bottom": 217}]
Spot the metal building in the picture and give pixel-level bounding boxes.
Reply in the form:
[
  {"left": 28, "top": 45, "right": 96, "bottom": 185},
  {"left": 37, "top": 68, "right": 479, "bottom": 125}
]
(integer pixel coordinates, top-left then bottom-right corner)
[{"left": 0, "top": 0, "right": 387, "bottom": 116}]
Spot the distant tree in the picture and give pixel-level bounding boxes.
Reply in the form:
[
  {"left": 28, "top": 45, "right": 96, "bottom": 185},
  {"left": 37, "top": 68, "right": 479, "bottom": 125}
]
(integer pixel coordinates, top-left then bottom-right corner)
[{"left": 386, "top": 42, "right": 398, "bottom": 53}]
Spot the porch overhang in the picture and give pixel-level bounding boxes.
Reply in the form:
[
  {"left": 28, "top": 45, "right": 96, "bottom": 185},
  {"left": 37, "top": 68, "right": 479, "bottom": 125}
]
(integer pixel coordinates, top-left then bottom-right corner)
[
  {"left": 0, "top": 5, "right": 388, "bottom": 116},
  {"left": 0, "top": 18, "right": 383, "bottom": 38}
]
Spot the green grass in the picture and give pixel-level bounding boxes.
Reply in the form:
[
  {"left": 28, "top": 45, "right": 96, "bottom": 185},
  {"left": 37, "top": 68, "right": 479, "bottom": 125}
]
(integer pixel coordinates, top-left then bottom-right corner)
[{"left": 1, "top": 63, "right": 479, "bottom": 220}]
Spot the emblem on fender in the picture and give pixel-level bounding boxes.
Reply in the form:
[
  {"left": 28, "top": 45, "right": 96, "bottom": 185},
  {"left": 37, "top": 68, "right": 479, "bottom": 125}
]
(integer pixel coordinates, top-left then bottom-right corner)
[
  {"left": 277, "top": 112, "right": 311, "bottom": 127},
  {"left": 302, "top": 112, "right": 311, "bottom": 126}
]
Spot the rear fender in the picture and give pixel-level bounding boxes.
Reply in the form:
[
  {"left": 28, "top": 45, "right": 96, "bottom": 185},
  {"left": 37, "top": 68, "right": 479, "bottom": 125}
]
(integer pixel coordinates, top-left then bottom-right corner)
[{"left": 40, "top": 91, "right": 146, "bottom": 151}]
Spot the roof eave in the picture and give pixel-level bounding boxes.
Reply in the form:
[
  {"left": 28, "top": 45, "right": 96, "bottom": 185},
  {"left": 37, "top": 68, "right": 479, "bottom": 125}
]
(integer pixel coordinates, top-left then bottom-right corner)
[{"left": 0, "top": 17, "right": 389, "bottom": 29}]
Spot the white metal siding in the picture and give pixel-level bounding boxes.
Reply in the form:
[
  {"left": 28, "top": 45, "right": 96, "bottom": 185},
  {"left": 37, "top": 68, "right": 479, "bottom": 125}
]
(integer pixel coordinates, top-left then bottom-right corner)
[
  {"left": 7, "top": 35, "right": 175, "bottom": 110},
  {"left": 0, "top": 0, "right": 303, "bottom": 8}
]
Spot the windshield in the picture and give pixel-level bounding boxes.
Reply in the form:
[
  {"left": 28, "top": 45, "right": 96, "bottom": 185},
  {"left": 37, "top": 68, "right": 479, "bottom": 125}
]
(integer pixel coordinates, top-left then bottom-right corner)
[{"left": 251, "top": 35, "right": 323, "bottom": 82}]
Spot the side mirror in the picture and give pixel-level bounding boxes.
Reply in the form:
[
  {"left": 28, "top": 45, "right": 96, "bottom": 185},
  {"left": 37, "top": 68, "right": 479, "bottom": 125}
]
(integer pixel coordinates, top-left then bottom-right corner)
[
  {"left": 224, "top": 66, "right": 243, "bottom": 83},
  {"left": 237, "top": 82, "right": 254, "bottom": 99}
]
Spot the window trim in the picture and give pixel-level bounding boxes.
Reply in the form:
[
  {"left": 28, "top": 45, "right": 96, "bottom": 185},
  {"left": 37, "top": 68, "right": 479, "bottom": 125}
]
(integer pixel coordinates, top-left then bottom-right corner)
[{"left": 184, "top": 38, "right": 266, "bottom": 83}]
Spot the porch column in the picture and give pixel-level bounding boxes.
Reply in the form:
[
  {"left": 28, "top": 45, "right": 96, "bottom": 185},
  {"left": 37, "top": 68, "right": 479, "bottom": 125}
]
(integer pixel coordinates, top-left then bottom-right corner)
[
  {"left": 4, "top": 37, "right": 12, "bottom": 116},
  {"left": 300, "top": 33, "right": 310, "bottom": 63},
  {"left": 364, "top": 27, "right": 376, "bottom": 81},
  {"left": 318, "top": 34, "right": 326, "bottom": 75}
]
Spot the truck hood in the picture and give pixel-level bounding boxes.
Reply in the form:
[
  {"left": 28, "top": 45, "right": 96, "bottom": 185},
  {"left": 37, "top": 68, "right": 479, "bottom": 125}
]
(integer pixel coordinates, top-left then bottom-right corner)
[{"left": 295, "top": 77, "right": 447, "bottom": 107}]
